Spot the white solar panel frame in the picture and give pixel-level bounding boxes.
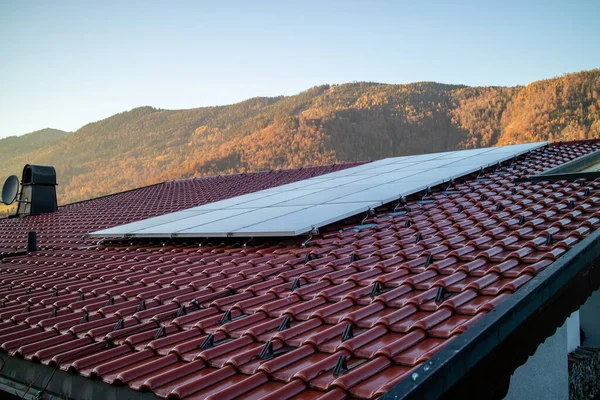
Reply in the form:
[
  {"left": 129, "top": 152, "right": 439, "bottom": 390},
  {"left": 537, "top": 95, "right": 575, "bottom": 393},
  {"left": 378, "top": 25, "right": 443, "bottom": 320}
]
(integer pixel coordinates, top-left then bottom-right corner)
[{"left": 89, "top": 142, "right": 548, "bottom": 238}]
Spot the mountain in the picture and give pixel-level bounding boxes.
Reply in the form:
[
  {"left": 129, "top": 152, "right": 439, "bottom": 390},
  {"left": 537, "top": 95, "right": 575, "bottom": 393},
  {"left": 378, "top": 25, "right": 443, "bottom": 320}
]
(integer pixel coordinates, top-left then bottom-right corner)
[
  {"left": 0, "top": 128, "right": 70, "bottom": 161},
  {"left": 1, "top": 69, "right": 599, "bottom": 208}
]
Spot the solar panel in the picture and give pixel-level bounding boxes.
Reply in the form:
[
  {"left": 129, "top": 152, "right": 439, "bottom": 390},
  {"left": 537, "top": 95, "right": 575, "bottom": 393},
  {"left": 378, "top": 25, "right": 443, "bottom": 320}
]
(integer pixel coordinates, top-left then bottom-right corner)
[
  {"left": 89, "top": 142, "right": 548, "bottom": 238},
  {"left": 92, "top": 210, "right": 210, "bottom": 236},
  {"left": 228, "top": 203, "right": 374, "bottom": 237}
]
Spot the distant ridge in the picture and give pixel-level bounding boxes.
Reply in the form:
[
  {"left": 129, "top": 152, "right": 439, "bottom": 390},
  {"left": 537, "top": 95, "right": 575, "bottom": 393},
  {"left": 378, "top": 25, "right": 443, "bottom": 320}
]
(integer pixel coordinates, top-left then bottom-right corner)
[
  {"left": 0, "top": 128, "right": 70, "bottom": 157},
  {"left": 1, "top": 69, "right": 599, "bottom": 208}
]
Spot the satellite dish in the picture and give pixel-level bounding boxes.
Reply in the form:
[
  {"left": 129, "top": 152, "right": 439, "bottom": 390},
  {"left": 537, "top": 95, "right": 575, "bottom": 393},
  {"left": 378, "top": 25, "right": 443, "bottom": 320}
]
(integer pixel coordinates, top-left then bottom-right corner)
[{"left": 1, "top": 175, "right": 19, "bottom": 205}]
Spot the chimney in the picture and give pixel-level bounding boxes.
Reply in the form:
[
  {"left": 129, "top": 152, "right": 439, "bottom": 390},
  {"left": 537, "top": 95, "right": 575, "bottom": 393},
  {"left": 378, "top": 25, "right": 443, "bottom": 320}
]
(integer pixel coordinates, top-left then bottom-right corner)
[{"left": 16, "top": 164, "right": 58, "bottom": 216}]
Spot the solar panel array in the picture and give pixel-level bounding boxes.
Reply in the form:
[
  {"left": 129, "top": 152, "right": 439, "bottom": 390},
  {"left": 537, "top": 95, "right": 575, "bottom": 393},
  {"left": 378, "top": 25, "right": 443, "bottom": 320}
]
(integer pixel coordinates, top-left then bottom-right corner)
[{"left": 89, "top": 142, "right": 547, "bottom": 238}]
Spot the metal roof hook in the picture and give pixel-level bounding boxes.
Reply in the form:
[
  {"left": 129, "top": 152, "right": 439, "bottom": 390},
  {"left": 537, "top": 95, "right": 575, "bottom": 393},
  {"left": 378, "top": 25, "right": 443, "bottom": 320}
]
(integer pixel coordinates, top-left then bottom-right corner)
[
  {"left": 476, "top": 167, "right": 485, "bottom": 179},
  {"left": 393, "top": 195, "right": 407, "bottom": 212},
  {"left": 243, "top": 237, "right": 254, "bottom": 248},
  {"left": 302, "top": 227, "right": 318, "bottom": 248},
  {"left": 420, "top": 186, "right": 432, "bottom": 201},
  {"left": 361, "top": 207, "right": 375, "bottom": 224},
  {"left": 302, "top": 234, "right": 313, "bottom": 248}
]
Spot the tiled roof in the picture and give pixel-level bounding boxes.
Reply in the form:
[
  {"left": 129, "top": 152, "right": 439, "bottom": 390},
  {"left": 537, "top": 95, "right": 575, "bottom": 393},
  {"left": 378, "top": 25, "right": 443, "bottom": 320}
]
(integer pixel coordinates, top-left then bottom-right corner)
[{"left": 1, "top": 142, "right": 600, "bottom": 400}]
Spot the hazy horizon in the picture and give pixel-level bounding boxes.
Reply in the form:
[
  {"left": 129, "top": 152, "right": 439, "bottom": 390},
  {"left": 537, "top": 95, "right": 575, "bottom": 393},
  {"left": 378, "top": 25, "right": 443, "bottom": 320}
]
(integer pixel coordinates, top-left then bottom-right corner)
[{"left": 2, "top": 0, "right": 599, "bottom": 138}]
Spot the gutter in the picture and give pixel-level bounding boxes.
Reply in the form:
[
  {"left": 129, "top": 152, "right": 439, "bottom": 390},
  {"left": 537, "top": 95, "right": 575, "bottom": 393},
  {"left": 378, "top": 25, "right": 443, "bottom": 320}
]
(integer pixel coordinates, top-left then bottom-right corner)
[
  {"left": 382, "top": 224, "right": 600, "bottom": 400},
  {"left": 0, "top": 353, "right": 161, "bottom": 400},
  {"left": 0, "top": 375, "right": 57, "bottom": 400}
]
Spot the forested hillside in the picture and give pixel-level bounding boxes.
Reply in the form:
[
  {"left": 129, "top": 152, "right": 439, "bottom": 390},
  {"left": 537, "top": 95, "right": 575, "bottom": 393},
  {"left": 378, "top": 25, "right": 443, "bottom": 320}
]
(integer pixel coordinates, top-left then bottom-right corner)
[
  {"left": 1, "top": 69, "right": 599, "bottom": 208},
  {"left": 0, "top": 128, "right": 70, "bottom": 161}
]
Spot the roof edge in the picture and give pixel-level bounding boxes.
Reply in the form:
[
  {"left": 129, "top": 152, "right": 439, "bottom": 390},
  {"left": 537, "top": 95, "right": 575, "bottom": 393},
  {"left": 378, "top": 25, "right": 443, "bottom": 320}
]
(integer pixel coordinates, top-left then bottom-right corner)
[
  {"left": 382, "top": 224, "right": 600, "bottom": 400},
  {"left": 0, "top": 353, "right": 160, "bottom": 400}
]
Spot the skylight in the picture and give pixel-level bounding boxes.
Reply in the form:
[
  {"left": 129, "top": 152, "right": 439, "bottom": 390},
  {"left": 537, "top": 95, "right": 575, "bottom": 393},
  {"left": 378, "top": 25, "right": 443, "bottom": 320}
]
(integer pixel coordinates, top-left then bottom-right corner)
[{"left": 89, "top": 142, "right": 547, "bottom": 239}]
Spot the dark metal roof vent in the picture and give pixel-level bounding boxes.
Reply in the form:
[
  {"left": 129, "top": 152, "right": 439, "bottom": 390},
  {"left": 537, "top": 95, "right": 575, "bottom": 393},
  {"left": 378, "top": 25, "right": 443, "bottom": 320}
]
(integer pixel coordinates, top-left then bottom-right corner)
[{"left": 16, "top": 164, "right": 58, "bottom": 217}]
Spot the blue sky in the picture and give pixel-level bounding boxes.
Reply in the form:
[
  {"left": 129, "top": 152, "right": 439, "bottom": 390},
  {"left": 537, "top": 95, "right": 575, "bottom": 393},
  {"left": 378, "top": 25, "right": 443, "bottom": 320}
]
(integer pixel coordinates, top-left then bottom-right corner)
[{"left": 1, "top": 0, "right": 599, "bottom": 138}]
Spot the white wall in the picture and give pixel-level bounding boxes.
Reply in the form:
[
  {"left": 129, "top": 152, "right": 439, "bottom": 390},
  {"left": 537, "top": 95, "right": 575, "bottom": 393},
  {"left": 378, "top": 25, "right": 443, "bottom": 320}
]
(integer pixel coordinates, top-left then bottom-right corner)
[
  {"left": 504, "top": 317, "right": 570, "bottom": 400},
  {"left": 580, "top": 288, "right": 600, "bottom": 347},
  {"left": 567, "top": 310, "right": 581, "bottom": 353}
]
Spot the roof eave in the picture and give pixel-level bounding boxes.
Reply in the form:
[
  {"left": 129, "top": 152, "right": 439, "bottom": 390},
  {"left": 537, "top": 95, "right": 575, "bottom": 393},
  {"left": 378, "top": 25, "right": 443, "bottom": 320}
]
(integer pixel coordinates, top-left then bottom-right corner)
[
  {"left": 382, "top": 226, "right": 600, "bottom": 400},
  {"left": 0, "top": 353, "right": 161, "bottom": 400}
]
